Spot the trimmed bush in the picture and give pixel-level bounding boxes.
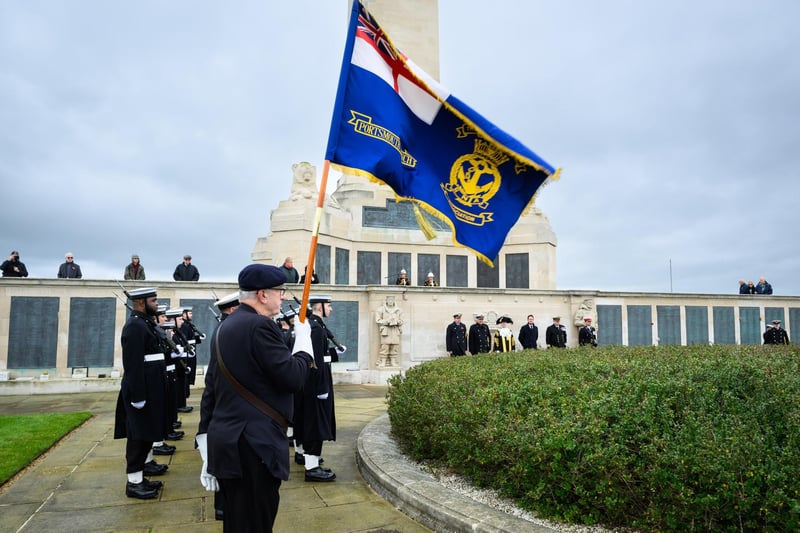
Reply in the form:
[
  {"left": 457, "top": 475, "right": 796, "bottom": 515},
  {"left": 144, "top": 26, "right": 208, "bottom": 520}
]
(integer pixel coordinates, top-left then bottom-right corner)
[{"left": 386, "top": 345, "right": 800, "bottom": 531}]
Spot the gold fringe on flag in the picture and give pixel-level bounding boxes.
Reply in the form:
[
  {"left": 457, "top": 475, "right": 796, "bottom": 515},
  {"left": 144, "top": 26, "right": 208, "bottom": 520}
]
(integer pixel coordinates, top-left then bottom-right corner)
[{"left": 413, "top": 203, "right": 437, "bottom": 240}]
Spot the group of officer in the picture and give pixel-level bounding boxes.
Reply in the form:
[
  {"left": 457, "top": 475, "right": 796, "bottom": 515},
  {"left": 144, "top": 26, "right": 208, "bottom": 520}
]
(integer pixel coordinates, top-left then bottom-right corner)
[
  {"left": 446, "top": 313, "right": 598, "bottom": 355},
  {"left": 114, "top": 263, "right": 343, "bottom": 532}
]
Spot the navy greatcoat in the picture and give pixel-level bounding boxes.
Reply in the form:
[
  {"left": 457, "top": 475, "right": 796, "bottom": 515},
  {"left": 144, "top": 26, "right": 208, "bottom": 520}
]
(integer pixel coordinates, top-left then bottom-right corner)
[
  {"left": 468, "top": 323, "right": 492, "bottom": 354},
  {"left": 446, "top": 321, "right": 468, "bottom": 355},
  {"left": 207, "top": 304, "right": 310, "bottom": 481},
  {"left": 298, "top": 314, "right": 336, "bottom": 443},
  {"left": 114, "top": 311, "right": 169, "bottom": 441}
]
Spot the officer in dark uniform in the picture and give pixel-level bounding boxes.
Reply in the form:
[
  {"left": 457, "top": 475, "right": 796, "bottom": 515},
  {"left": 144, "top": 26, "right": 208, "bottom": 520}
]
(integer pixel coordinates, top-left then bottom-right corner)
[
  {"left": 277, "top": 308, "right": 297, "bottom": 349},
  {"left": 446, "top": 313, "right": 467, "bottom": 356},
  {"left": 148, "top": 305, "right": 178, "bottom": 464},
  {"left": 204, "top": 264, "right": 315, "bottom": 532},
  {"left": 546, "top": 316, "right": 568, "bottom": 348},
  {"left": 468, "top": 313, "right": 491, "bottom": 354},
  {"left": 578, "top": 317, "right": 598, "bottom": 347},
  {"left": 113, "top": 287, "right": 170, "bottom": 500},
  {"left": 180, "top": 306, "right": 205, "bottom": 396},
  {"left": 764, "top": 319, "right": 790, "bottom": 345},
  {"left": 297, "top": 294, "right": 343, "bottom": 482},
  {"left": 196, "top": 291, "right": 240, "bottom": 522},
  {"left": 171, "top": 309, "right": 194, "bottom": 414}
]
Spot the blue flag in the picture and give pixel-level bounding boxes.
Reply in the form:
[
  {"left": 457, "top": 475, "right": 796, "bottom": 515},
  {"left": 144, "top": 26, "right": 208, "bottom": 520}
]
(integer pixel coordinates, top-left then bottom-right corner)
[{"left": 325, "top": 0, "right": 560, "bottom": 266}]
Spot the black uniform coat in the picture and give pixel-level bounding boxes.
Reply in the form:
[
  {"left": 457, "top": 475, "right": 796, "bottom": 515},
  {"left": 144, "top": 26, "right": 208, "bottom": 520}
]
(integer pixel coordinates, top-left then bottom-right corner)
[
  {"left": 180, "top": 321, "right": 203, "bottom": 385},
  {"left": 546, "top": 324, "right": 567, "bottom": 348},
  {"left": 468, "top": 323, "right": 491, "bottom": 354},
  {"left": 446, "top": 321, "right": 468, "bottom": 355},
  {"left": 518, "top": 323, "right": 539, "bottom": 349},
  {"left": 299, "top": 314, "right": 336, "bottom": 442},
  {"left": 198, "top": 315, "right": 227, "bottom": 435},
  {"left": 579, "top": 325, "right": 597, "bottom": 346},
  {"left": 207, "top": 304, "right": 310, "bottom": 481},
  {"left": 114, "top": 311, "right": 169, "bottom": 441}
]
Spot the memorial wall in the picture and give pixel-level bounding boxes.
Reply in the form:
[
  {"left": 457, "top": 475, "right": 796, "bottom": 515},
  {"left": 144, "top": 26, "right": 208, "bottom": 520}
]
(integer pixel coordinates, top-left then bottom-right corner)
[{"left": 1, "top": 278, "right": 798, "bottom": 393}]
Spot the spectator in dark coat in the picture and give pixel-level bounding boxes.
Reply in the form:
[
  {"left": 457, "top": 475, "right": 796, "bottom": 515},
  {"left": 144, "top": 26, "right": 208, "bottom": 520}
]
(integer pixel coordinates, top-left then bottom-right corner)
[
  {"left": 173, "top": 255, "right": 200, "bottom": 281},
  {"left": 518, "top": 314, "right": 539, "bottom": 350},
  {"left": 57, "top": 252, "right": 83, "bottom": 279},
  {"left": 1, "top": 251, "right": 28, "bottom": 277},
  {"left": 755, "top": 277, "right": 773, "bottom": 295}
]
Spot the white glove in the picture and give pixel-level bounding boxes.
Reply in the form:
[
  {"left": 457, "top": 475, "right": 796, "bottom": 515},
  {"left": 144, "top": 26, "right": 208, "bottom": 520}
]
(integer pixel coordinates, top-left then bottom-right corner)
[
  {"left": 335, "top": 344, "right": 347, "bottom": 355},
  {"left": 292, "top": 318, "right": 313, "bottom": 357},
  {"left": 131, "top": 400, "right": 146, "bottom": 409},
  {"left": 317, "top": 393, "right": 329, "bottom": 400},
  {"left": 195, "top": 433, "right": 219, "bottom": 492}
]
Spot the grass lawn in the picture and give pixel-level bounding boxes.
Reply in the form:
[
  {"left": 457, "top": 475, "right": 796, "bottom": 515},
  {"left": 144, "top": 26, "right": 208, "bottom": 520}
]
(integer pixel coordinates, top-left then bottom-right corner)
[{"left": 0, "top": 412, "right": 92, "bottom": 485}]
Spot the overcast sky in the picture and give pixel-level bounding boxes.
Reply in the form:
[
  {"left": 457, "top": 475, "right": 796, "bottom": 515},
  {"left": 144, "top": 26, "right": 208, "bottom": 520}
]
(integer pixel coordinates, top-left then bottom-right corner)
[{"left": 1, "top": 1, "right": 798, "bottom": 295}]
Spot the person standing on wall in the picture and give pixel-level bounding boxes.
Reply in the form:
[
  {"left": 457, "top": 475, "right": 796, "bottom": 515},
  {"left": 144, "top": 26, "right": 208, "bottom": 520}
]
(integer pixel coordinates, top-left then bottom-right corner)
[
  {"left": 57, "top": 252, "right": 82, "bottom": 278},
  {"left": 173, "top": 255, "right": 200, "bottom": 281}
]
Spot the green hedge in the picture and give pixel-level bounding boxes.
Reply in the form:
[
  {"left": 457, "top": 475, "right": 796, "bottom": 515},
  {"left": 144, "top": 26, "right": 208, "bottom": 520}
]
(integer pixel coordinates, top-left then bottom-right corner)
[{"left": 386, "top": 345, "right": 800, "bottom": 531}]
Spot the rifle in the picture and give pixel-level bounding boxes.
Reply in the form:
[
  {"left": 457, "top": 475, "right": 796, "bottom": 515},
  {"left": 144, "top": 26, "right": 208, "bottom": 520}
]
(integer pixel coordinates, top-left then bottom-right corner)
[{"left": 209, "top": 305, "right": 222, "bottom": 323}]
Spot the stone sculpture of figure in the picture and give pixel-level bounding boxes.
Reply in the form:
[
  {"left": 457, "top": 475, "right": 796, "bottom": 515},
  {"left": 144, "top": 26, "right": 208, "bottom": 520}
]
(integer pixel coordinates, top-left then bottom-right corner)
[
  {"left": 573, "top": 299, "right": 594, "bottom": 327},
  {"left": 375, "top": 295, "right": 403, "bottom": 368},
  {"left": 289, "top": 162, "right": 317, "bottom": 202}
]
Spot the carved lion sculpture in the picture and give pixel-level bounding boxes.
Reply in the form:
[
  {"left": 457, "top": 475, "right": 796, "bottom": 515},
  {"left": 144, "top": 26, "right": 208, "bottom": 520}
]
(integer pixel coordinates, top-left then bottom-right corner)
[{"left": 289, "top": 162, "right": 317, "bottom": 202}]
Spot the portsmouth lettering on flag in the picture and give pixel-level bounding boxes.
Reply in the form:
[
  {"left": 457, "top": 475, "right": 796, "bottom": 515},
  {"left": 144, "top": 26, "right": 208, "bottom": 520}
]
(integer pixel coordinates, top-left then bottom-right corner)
[{"left": 325, "top": 0, "right": 561, "bottom": 266}]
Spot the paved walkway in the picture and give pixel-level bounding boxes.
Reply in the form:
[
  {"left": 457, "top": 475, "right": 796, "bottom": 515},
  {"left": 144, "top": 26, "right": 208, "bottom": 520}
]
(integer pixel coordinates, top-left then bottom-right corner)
[{"left": 0, "top": 385, "right": 431, "bottom": 533}]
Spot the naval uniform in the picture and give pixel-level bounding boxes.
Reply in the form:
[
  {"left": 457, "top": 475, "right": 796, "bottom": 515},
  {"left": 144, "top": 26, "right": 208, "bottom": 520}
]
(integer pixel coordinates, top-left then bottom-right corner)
[
  {"left": 298, "top": 314, "right": 337, "bottom": 459},
  {"left": 114, "top": 311, "right": 170, "bottom": 474},
  {"left": 579, "top": 325, "right": 598, "bottom": 347},
  {"left": 207, "top": 303, "right": 311, "bottom": 532},
  {"left": 171, "top": 328, "right": 191, "bottom": 410},
  {"left": 546, "top": 324, "right": 568, "bottom": 348},
  {"left": 468, "top": 322, "right": 492, "bottom": 354},
  {"left": 446, "top": 321, "right": 467, "bottom": 356}
]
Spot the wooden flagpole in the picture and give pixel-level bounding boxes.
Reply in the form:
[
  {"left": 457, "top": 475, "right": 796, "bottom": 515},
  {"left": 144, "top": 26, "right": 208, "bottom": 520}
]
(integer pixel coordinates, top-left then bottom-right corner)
[{"left": 298, "top": 160, "right": 331, "bottom": 322}]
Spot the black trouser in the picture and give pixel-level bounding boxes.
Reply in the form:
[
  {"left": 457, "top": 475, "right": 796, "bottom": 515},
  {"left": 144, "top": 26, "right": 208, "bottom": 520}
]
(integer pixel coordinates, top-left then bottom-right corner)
[
  {"left": 174, "top": 362, "right": 187, "bottom": 408},
  {"left": 218, "top": 435, "right": 281, "bottom": 533},
  {"left": 125, "top": 439, "right": 151, "bottom": 474},
  {"left": 303, "top": 439, "right": 322, "bottom": 456},
  {"left": 165, "top": 368, "right": 177, "bottom": 425}
]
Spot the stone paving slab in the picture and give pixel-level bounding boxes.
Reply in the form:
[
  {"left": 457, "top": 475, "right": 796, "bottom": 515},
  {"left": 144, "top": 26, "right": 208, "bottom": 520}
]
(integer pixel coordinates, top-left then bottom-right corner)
[{"left": 0, "top": 386, "right": 431, "bottom": 532}]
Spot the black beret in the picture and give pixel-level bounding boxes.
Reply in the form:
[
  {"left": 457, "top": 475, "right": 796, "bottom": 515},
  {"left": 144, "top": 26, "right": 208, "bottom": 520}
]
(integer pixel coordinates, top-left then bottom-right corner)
[{"left": 238, "top": 264, "right": 285, "bottom": 291}]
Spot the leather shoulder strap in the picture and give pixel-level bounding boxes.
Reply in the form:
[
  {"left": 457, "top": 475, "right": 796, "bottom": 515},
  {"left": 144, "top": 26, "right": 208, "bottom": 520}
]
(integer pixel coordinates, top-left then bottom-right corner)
[{"left": 215, "top": 325, "right": 288, "bottom": 432}]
